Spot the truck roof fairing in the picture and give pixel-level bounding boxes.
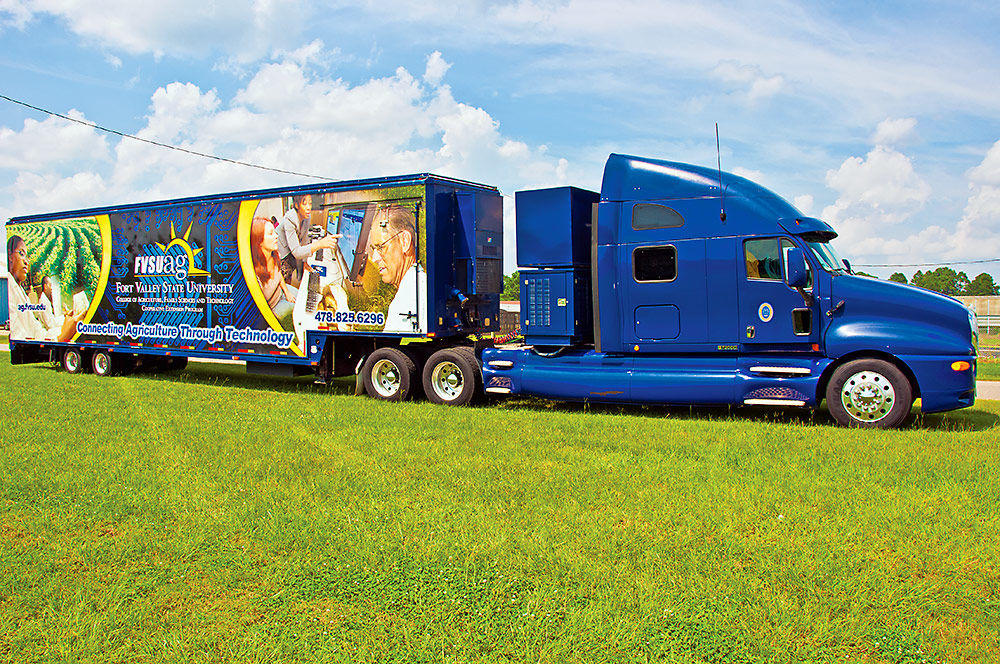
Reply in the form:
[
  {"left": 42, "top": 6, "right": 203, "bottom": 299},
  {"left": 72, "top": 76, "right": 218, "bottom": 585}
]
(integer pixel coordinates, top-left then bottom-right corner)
[{"left": 601, "top": 153, "right": 801, "bottom": 218}]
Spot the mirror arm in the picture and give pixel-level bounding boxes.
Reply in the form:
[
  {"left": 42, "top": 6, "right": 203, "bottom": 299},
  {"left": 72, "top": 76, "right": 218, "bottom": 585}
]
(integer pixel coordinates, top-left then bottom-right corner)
[{"left": 795, "top": 286, "right": 813, "bottom": 307}]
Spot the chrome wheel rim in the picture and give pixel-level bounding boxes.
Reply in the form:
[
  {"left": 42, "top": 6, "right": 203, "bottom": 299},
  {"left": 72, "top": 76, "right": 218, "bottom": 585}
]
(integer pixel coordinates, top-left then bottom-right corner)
[
  {"left": 65, "top": 351, "right": 80, "bottom": 372},
  {"left": 431, "top": 361, "right": 463, "bottom": 401},
  {"left": 95, "top": 353, "right": 109, "bottom": 375},
  {"left": 371, "top": 359, "right": 401, "bottom": 397},
  {"left": 841, "top": 370, "right": 895, "bottom": 422}
]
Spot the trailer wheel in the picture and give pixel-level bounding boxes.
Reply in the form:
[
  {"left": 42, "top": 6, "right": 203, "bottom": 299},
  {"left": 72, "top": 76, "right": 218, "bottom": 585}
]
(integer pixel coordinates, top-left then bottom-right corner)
[
  {"left": 362, "top": 347, "right": 417, "bottom": 401},
  {"left": 92, "top": 350, "right": 114, "bottom": 377},
  {"left": 61, "top": 348, "right": 85, "bottom": 374},
  {"left": 826, "top": 358, "right": 912, "bottom": 428},
  {"left": 423, "top": 347, "right": 481, "bottom": 406}
]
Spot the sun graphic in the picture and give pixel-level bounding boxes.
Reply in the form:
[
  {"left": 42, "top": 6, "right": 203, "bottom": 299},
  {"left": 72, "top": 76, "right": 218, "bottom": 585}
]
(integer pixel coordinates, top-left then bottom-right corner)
[{"left": 156, "top": 221, "right": 210, "bottom": 277}]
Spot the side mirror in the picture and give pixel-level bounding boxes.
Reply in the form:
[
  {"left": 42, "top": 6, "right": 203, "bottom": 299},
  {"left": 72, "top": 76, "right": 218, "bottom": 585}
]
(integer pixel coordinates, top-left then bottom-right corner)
[{"left": 784, "top": 247, "right": 809, "bottom": 288}]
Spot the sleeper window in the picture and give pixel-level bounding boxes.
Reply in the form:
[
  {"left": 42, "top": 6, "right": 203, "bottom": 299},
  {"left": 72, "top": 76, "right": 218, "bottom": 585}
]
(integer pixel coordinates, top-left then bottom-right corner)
[
  {"left": 633, "top": 245, "right": 677, "bottom": 282},
  {"left": 632, "top": 203, "right": 685, "bottom": 230}
]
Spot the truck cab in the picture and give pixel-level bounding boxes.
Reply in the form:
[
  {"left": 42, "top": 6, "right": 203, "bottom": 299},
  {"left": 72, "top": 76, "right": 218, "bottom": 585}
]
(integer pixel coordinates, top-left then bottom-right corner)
[{"left": 482, "top": 154, "right": 978, "bottom": 427}]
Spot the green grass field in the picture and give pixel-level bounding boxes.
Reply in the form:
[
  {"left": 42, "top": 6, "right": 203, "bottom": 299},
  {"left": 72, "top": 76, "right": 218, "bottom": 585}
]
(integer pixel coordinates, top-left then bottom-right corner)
[
  {"left": 978, "top": 358, "right": 1000, "bottom": 381},
  {"left": 1, "top": 355, "right": 998, "bottom": 663}
]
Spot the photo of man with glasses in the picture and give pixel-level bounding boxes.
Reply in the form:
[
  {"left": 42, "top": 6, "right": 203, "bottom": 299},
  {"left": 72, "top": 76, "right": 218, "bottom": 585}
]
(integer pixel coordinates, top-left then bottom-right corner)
[{"left": 367, "top": 205, "right": 426, "bottom": 333}]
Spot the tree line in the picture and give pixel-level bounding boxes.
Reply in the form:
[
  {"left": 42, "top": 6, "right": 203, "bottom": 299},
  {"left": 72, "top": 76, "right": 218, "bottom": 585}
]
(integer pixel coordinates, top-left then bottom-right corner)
[{"left": 888, "top": 268, "right": 999, "bottom": 296}]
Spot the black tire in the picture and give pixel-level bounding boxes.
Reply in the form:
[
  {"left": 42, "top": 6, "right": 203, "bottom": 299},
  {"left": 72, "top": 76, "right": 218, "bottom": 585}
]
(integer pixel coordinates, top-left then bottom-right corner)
[
  {"left": 826, "top": 358, "right": 913, "bottom": 428},
  {"left": 61, "top": 348, "right": 85, "bottom": 374},
  {"left": 362, "top": 347, "right": 418, "bottom": 401},
  {"left": 422, "top": 346, "right": 481, "bottom": 406},
  {"left": 91, "top": 350, "right": 115, "bottom": 377}
]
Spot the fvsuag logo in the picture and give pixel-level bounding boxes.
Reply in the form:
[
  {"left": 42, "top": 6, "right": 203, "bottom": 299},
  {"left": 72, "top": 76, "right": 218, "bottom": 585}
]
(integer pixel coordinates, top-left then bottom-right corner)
[{"left": 133, "top": 222, "right": 209, "bottom": 280}]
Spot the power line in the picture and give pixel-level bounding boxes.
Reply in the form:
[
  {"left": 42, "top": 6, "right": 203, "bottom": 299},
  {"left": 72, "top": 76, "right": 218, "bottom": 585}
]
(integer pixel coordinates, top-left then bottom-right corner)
[
  {"left": 854, "top": 258, "right": 1000, "bottom": 268},
  {"left": 0, "top": 92, "right": 334, "bottom": 181}
]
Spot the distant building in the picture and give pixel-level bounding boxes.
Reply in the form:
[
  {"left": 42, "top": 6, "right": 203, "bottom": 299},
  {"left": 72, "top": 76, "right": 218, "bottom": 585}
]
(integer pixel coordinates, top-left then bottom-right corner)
[
  {"left": 499, "top": 300, "right": 520, "bottom": 335},
  {"left": 956, "top": 296, "right": 999, "bottom": 334}
]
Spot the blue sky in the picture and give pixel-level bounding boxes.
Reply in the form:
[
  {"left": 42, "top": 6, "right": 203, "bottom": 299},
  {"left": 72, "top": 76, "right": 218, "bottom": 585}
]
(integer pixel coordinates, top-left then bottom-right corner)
[{"left": 1, "top": 0, "right": 998, "bottom": 279}]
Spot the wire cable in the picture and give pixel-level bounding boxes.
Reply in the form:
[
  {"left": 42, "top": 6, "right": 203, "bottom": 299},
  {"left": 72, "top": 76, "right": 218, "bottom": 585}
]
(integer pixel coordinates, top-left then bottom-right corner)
[
  {"left": 854, "top": 258, "right": 1000, "bottom": 268},
  {"left": 0, "top": 92, "right": 334, "bottom": 181}
]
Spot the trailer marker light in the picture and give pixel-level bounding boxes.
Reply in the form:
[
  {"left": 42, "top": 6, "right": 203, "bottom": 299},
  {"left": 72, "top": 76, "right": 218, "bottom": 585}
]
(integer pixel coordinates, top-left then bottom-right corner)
[
  {"left": 634, "top": 345, "right": 639, "bottom": 351},
  {"left": 951, "top": 361, "right": 971, "bottom": 371},
  {"left": 811, "top": 343, "right": 820, "bottom": 352}
]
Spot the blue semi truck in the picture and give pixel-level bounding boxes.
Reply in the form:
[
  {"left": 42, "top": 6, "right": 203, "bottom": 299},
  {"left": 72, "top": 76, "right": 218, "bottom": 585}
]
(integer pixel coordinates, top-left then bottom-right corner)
[{"left": 6, "top": 154, "right": 978, "bottom": 427}]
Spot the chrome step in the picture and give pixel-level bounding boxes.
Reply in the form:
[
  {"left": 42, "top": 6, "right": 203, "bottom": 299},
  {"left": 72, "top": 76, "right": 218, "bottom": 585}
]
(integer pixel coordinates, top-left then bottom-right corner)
[
  {"left": 749, "top": 366, "right": 811, "bottom": 375},
  {"left": 743, "top": 398, "right": 807, "bottom": 407}
]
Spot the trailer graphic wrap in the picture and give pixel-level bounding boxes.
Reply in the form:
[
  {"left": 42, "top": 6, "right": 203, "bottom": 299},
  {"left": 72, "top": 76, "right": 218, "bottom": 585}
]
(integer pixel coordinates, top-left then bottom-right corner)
[
  {"left": 6, "top": 215, "right": 111, "bottom": 344},
  {"left": 75, "top": 202, "right": 298, "bottom": 356},
  {"left": 238, "top": 183, "right": 427, "bottom": 350},
  {"left": 7, "top": 182, "right": 427, "bottom": 357}
]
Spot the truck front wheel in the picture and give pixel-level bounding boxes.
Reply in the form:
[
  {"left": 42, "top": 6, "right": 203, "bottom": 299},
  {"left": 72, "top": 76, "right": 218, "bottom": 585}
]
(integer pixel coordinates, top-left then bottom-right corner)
[
  {"left": 362, "top": 348, "right": 417, "bottom": 401},
  {"left": 826, "top": 359, "right": 913, "bottom": 428},
  {"left": 422, "top": 347, "right": 481, "bottom": 406}
]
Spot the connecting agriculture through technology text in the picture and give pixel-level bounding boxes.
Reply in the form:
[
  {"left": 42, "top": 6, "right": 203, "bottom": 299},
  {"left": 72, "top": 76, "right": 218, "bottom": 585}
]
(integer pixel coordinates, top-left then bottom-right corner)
[{"left": 75, "top": 322, "right": 295, "bottom": 349}]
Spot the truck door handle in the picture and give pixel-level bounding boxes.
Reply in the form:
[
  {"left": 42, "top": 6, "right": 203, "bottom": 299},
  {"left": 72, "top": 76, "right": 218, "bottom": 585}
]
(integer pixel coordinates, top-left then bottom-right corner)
[{"left": 746, "top": 325, "right": 755, "bottom": 339}]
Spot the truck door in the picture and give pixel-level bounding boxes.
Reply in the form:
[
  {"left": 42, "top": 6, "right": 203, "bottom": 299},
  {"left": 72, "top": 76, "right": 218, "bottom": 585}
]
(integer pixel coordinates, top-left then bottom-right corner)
[{"left": 739, "top": 236, "right": 818, "bottom": 347}]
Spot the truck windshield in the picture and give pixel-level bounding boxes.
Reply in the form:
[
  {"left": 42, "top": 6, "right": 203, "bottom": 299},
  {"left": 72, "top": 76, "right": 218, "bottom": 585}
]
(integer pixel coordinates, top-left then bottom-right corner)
[{"left": 806, "top": 240, "right": 849, "bottom": 274}]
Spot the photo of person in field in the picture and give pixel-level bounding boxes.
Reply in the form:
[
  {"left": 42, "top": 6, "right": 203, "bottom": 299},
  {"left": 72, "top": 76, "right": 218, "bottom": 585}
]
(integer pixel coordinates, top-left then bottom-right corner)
[{"left": 7, "top": 235, "right": 84, "bottom": 342}]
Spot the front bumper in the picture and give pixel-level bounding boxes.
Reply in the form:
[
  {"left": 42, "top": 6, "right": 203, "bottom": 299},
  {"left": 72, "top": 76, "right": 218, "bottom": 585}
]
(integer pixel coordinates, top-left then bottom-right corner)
[{"left": 899, "top": 354, "right": 977, "bottom": 413}]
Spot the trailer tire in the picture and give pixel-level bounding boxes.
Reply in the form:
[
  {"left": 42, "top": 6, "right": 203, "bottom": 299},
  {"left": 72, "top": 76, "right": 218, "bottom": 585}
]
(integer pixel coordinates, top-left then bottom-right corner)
[
  {"left": 423, "top": 347, "right": 481, "bottom": 406},
  {"left": 92, "top": 350, "right": 114, "bottom": 377},
  {"left": 826, "top": 358, "right": 912, "bottom": 428},
  {"left": 362, "top": 347, "right": 417, "bottom": 401},
  {"left": 61, "top": 348, "right": 85, "bottom": 374}
]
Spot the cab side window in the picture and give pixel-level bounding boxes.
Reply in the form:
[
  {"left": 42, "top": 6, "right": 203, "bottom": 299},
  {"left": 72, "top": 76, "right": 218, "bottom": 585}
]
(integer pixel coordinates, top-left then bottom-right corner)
[{"left": 744, "top": 238, "right": 782, "bottom": 280}]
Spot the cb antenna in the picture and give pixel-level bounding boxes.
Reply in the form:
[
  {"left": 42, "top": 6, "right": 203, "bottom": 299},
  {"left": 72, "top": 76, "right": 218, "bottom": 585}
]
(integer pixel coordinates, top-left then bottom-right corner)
[{"left": 716, "top": 122, "right": 727, "bottom": 222}]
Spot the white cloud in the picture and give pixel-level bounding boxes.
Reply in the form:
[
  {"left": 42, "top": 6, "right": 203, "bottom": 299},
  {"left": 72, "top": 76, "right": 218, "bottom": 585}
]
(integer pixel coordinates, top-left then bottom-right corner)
[
  {"left": 793, "top": 194, "right": 814, "bottom": 215},
  {"left": 822, "top": 145, "right": 930, "bottom": 248},
  {"left": 0, "top": 52, "right": 568, "bottom": 271},
  {"left": 732, "top": 166, "right": 765, "bottom": 183},
  {"left": 272, "top": 39, "right": 328, "bottom": 67},
  {"left": 0, "top": 0, "right": 32, "bottom": 27},
  {"left": 8, "top": 0, "right": 309, "bottom": 61},
  {"left": 872, "top": 117, "right": 917, "bottom": 146},
  {"left": 822, "top": 138, "right": 1000, "bottom": 271},
  {"left": 423, "top": 51, "right": 451, "bottom": 87},
  {"left": 949, "top": 140, "right": 1000, "bottom": 259},
  {"left": 711, "top": 61, "right": 784, "bottom": 104},
  {"left": 0, "top": 110, "right": 110, "bottom": 170}
]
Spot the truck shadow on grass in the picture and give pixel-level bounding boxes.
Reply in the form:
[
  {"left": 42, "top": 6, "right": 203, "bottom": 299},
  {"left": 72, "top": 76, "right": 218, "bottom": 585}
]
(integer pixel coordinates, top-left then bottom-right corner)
[{"left": 26, "top": 360, "right": 1000, "bottom": 432}]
